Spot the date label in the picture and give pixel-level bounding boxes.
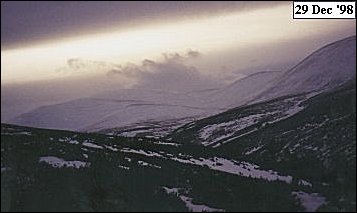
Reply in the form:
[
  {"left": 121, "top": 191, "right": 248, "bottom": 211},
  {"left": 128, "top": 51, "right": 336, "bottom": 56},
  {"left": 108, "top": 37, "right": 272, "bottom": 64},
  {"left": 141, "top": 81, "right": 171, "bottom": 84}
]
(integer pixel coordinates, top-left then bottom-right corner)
[{"left": 293, "top": 2, "right": 356, "bottom": 19}]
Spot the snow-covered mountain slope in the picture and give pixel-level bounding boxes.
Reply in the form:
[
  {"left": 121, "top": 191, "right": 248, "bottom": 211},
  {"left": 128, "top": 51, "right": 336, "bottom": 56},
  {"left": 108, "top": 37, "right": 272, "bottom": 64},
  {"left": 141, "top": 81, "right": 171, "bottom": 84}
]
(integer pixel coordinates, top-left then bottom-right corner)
[
  {"left": 98, "top": 88, "right": 209, "bottom": 107},
  {"left": 251, "top": 36, "right": 356, "bottom": 103},
  {"left": 83, "top": 102, "right": 216, "bottom": 132},
  {"left": 10, "top": 93, "right": 219, "bottom": 132},
  {"left": 169, "top": 91, "right": 315, "bottom": 147},
  {"left": 8, "top": 36, "right": 356, "bottom": 134},
  {"left": 208, "top": 71, "right": 282, "bottom": 108},
  {"left": 171, "top": 92, "right": 317, "bottom": 147},
  {"left": 9, "top": 86, "right": 230, "bottom": 132},
  {"left": 9, "top": 72, "right": 278, "bottom": 133}
]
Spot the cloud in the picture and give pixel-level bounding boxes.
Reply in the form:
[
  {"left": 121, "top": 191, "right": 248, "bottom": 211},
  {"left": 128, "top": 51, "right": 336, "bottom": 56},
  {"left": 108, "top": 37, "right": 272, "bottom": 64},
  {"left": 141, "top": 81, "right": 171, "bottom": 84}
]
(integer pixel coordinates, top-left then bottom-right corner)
[
  {"left": 57, "top": 58, "right": 119, "bottom": 76},
  {"left": 186, "top": 49, "right": 201, "bottom": 58},
  {"left": 107, "top": 50, "right": 221, "bottom": 92},
  {"left": 162, "top": 52, "right": 184, "bottom": 62},
  {"left": 161, "top": 50, "right": 201, "bottom": 62},
  {"left": 55, "top": 50, "right": 222, "bottom": 92}
]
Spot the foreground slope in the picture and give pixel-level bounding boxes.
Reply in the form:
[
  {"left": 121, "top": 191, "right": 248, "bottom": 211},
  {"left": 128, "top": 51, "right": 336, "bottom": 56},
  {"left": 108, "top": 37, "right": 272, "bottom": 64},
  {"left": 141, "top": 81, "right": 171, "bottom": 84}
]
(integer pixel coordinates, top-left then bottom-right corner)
[{"left": 2, "top": 123, "right": 334, "bottom": 212}]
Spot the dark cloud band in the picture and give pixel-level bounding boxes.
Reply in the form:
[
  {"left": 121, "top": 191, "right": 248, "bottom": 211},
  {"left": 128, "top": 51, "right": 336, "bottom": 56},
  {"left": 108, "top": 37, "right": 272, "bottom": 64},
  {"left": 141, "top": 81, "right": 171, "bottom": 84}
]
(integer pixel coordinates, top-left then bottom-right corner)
[{"left": 1, "top": 1, "right": 287, "bottom": 49}]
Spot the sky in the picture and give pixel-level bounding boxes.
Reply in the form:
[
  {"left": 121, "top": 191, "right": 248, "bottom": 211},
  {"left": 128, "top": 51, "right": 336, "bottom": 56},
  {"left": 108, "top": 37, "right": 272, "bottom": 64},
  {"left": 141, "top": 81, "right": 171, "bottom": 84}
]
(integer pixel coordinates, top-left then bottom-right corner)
[
  {"left": 1, "top": 1, "right": 355, "bottom": 84},
  {"left": 1, "top": 1, "right": 356, "bottom": 121},
  {"left": 1, "top": 1, "right": 287, "bottom": 49}
]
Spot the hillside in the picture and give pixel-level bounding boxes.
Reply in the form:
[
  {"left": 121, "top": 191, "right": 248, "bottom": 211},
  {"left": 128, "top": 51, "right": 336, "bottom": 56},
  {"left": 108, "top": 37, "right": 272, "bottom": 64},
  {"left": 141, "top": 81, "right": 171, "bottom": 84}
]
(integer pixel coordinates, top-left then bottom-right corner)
[
  {"left": 169, "top": 78, "right": 356, "bottom": 211},
  {"left": 251, "top": 36, "right": 356, "bottom": 103},
  {"left": 1, "top": 123, "right": 334, "bottom": 212}
]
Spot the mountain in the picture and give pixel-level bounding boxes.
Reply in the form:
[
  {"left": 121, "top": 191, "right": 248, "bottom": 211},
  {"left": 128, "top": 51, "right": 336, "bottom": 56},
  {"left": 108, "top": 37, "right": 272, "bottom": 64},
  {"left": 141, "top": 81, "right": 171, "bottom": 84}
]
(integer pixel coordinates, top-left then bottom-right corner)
[
  {"left": 168, "top": 34, "right": 356, "bottom": 147},
  {"left": 9, "top": 73, "right": 283, "bottom": 134},
  {"left": 8, "top": 36, "right": 356, "bottom": 136},
  {"left": 9, "top": 89, "right": 221, "bottom": 133},
  {"left": 96, "top": 72, "right": 281, "bottom": 138},
  {"left": 169, "top": 77, "right": 356, "bottom": 211},
  {"left": 251, "top": 36, "right": 356, "bottom": 103},
  {"left": 208, "top": 71, "right": 282, "bottom": 108}
]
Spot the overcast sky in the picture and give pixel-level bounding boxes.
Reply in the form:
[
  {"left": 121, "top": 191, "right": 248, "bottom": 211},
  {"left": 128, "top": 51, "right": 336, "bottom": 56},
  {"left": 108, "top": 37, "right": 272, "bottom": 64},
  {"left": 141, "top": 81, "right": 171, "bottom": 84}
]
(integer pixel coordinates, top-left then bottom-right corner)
[
  {"left": 2, "top": 1, "right": 288, "bottom": 49},
  {"left": 1, "top": 1, "right": 355, "bottom": 84}
]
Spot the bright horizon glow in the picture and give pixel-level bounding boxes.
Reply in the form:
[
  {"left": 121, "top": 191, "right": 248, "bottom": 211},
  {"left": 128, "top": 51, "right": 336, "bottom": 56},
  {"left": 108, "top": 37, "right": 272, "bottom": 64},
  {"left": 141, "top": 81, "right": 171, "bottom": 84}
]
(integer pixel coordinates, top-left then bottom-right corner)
[{"left": 1, "top": 4, "right": 355, "bottom": 84}]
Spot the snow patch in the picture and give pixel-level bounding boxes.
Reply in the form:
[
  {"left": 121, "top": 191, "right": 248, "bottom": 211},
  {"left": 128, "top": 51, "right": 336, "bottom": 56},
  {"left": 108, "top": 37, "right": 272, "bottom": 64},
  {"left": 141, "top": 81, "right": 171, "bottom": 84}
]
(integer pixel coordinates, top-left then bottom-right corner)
[
  {"left": 82, "top": 141, "right": 103, "bottom": 149},
  {"left": 118, "top": 165, "right": 130, "bottom": 170},
  {"left": 199, "top": 121, "right": 235, "bottom": 141},
  {"left": 121, "top": 148, "right": 163, "bottom": 157},
  {"left": 58, "top": 137, "right": 80, "bottom": 144},
  {"left": 39, "top": 156, "right": 89, "bottom": 169},
  {"left": 298, "top": 179, "right": 313, "bottom": 187},
  {"left": 120, "top": 130, "right": 149, "bottom": 137},
  {"left": 1, "top": 131, "right": 32, "bottom": 136},
  {"left": 116, "top": 147, "right": 292, "bottom": 184},
  {"left": 138, "top": 160, "right": 161, "bottom": 169},
  {"left": 153, "top": 141, "right": 181, "bottom": 146},
  {"left": 104, "top": 145, "right": 119, "bottom": 152},
  {"left": 117, "top": 147, "right": 292, "bottom": 184},
  {"left": 179, "top": 195, "right": 225, "bottom": 212},
  {"left": 171, "top": 157, "right": 292, "bottom": 184},
  {"left": 244, "top": 145, "right": 264, "bottom": 155},
  {"left": 163, "top": 186, "right": 225, "bottom": 212},
  {"left": 162, "top": 186, "right": 181, "bottom": 196}
]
